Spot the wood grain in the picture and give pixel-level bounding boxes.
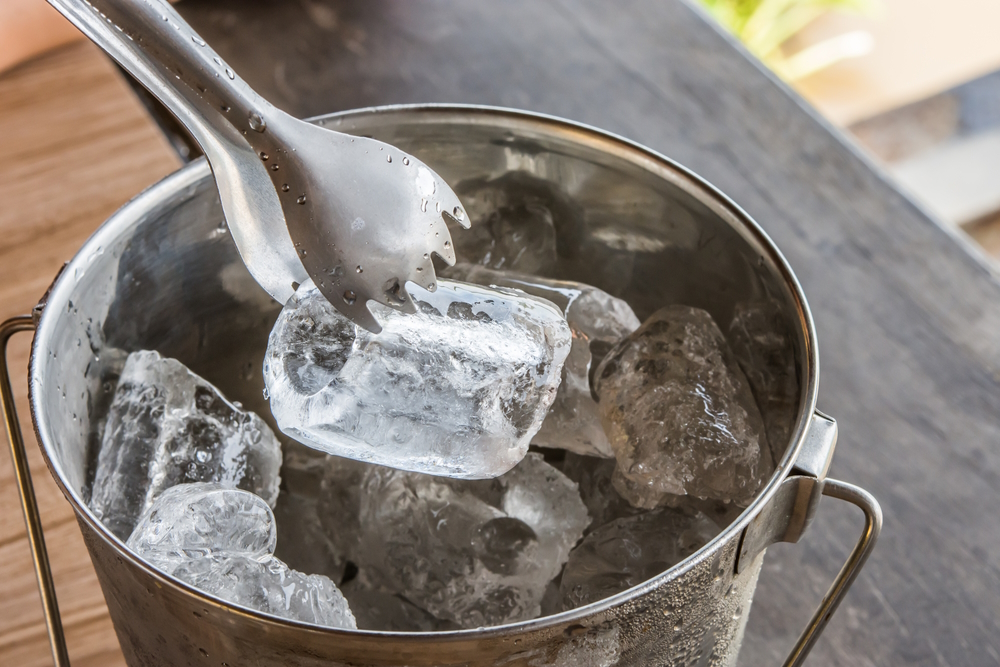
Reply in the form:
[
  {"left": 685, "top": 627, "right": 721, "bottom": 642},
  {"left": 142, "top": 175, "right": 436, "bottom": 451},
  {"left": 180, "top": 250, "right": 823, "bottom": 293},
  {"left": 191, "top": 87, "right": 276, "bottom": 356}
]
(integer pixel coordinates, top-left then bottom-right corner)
[{"left": 0, "top": 40, "right": 178, "bottom": 667}]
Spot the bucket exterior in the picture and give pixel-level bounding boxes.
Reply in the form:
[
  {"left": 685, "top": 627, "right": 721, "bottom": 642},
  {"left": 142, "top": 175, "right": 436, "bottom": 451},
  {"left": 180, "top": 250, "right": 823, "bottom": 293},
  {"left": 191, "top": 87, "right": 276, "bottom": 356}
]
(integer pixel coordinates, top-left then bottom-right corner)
[{"left": 28, "top": 106, "right": 818, "bottom": 667}]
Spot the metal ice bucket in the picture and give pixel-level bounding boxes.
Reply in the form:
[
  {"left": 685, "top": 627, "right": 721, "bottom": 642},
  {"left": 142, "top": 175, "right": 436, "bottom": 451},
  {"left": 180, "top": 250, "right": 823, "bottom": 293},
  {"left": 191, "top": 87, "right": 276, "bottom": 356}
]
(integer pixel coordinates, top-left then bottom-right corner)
[{"left": 1, "top": 105, "right": 880, "bottom": 667}]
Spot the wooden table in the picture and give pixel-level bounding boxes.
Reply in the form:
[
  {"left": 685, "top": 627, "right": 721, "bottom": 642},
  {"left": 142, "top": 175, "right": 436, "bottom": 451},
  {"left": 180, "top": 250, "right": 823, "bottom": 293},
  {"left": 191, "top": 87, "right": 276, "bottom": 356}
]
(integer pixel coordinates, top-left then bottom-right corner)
[{"left": 3, "top": 2, "right": 999, "bottom": 665}]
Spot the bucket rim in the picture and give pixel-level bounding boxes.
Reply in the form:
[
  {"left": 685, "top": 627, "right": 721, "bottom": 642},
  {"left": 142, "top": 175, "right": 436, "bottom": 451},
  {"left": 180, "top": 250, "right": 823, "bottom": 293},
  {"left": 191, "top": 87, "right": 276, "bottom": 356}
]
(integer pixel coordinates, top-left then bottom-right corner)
[{"left": 28, "top": 102, "right": 819, "bottom": 639}]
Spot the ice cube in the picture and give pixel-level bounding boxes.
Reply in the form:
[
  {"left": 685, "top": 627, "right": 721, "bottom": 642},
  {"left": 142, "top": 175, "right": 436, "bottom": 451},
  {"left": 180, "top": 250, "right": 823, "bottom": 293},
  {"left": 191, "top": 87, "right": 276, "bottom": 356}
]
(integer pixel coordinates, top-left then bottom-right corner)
[
  {"left": 447, "top": 172, "right": 567, "bottom": 275},
  {"left": 264, "top": 279, "right": 571, "bottom": 479},
  {"left": 562, "top": 452, "right": 743, "bottom": 535},
  {"left": 498, "top": 453, "right": 591, "bottom": 571},
  {"left": 560, "top": 453, "right": 644, "bottom": 531},
  {"left": 128, "top": 483, "right": 356, "bottom": 629},
  {"left": 355, "top": 453, "right": 587, "bottom": 628},
  {"left": 90, "top": 350, "right": 282, "bottom": 539},
  {"left": 444, "top": 264, "right": 640, "bottom": 457},
  {"left": 559, "top": 506, "right": 719, "bottom": 609},
  {"left": 125, "top": 483, "right": 275, "bottom": 561},
  {"left": 728, "top": 300, "right": 800, "bottom": 466},
  {"left": 340, "top": 576, "right": 456, "bottom": 632},
  {"left": 594, "top": 306, "right": 772, "bottom": 508}
]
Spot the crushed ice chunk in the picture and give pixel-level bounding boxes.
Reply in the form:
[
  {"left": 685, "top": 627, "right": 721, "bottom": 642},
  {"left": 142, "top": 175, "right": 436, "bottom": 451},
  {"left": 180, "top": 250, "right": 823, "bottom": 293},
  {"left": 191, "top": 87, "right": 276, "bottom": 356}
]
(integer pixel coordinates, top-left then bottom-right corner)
[
  {"left": 594, "top": 305, "right": 772, "bottom": 508},
  {"left": 355, "top": 453, "right": 588, "bottom": 628},
  {"left": 559, "top": 506, "right": 719, "bottom": 609},
  {"left": 448, "top": 173, "right": 565, "bottom": 275},
  {"left": 728, "top": 299, "right": 800, "bottom": 466},
  {"left": 128, "top": 483, "right": 355, "bottom": 629},
  {"left": 90, "top": 350, "right": 282, "bottom": 539},
  {"left": 264, "top": 279, "right": 571, "bottom": 479},
  {"left": 444, "top": 264, "right": 640, "bottom": 457},
  {"left": 561, "top": 453, "right": 644, "bottom": 531},
  {"left": 125, "top": 482, "right": 275, "bottom": 560}
]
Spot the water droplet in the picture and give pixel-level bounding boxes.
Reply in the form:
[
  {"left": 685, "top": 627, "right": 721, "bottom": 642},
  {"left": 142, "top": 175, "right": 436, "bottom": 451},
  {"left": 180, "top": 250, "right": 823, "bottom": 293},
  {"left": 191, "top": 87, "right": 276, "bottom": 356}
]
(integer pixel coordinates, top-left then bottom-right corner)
[
  {"left": 427, "top": 282, "right": 436, "bottom": 291},
  {"left": 259, "top": 151, "right": 268, "bottom": 161},
  {"left": 402, "top": 157, "right": 410, "bottom": 165},
  {"left": 330, "top": 265, "right": 345, "bottom": 277},
  {"left": 270, "top": 164, "right": 279, "bottom": 171},
  {"left": 356, "top": 265, "right": 363, "bottom": 273},
  {"left": 420, "top": 199, "right": 428, "bottom": 213},
  {"left": 214, "top": 56, "right": 222, "bottom": 65},
  {"left": 248, "top": 111, "right": 266, "bottom": 132},
  {"left": 221, "top": 104, "right": 230, "bottom": 112},
  {"left": 387, "top": 154, "right": 392, "bottom": 163},
  {"left": 423, "top": 253, "right": 429, "bottom": 259},
  {"left": 444, "top": 240, "right": 451, "bottom": 248},
  {"left": 225, "top": 68, "right": 235, "bottom": 80},
  {"left": 192, "top": 35, "right": 206, "bottom": 46},
  {"left": 453, "top": 206, "right": 465, "bottom": 221},
  {"left": 195, "top": 450, "right": 212, "bottom": 463},
  {"left": 343, "top": 290, "right": 357, "bottom": 305},
  {"left": 435, "top": 201, "right": 441, "bottom": 212},
  {"left": 297, "top": 195, "right": 307, "bottom": 205},
  {"left": 281, "top": 184, "right": 290, "bottom": 192}
]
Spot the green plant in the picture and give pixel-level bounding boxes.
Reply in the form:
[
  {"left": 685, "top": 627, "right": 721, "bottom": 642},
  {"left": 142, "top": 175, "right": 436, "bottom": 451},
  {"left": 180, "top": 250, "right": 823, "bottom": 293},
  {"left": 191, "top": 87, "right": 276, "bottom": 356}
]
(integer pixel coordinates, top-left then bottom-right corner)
[{"left": 698, "top": 0, "right": 878, "bottom": 80}]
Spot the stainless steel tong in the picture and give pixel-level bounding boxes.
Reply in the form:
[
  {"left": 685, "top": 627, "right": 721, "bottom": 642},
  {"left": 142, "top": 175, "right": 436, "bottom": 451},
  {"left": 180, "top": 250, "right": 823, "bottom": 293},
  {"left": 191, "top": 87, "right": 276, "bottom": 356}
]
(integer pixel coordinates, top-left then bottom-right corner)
[{"left": 49, "top": 0, "right": 468, "bottom": 331}]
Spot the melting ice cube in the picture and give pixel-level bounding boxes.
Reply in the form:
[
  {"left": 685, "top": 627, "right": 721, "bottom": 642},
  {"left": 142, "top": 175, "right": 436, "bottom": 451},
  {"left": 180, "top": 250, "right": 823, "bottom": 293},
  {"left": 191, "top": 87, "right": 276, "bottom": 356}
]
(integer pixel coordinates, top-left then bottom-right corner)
[
  {"left": 351, "top": 453, "right": 588, "bottom": 628},
  {"left": 444, "top": 264, "right": 640, "bottom": 458},
  {"left": 263, "top": 279, "right": 571, "bottom": 479},
  {"left": 90, "top": 351, "right": 282, "bottom": 539},
  {"left": 594, "top": 305, "right": 772, "bottom": 508},
  {"left": 128, "top": 483, "right": 355, "bottom": 629}
]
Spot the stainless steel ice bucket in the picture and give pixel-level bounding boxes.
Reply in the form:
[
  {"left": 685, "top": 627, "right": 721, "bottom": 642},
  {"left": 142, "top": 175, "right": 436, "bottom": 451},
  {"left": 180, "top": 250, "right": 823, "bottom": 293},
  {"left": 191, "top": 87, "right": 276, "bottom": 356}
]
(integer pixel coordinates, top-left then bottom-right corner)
[{"left": 1, "top": 105, "right": 880, "bottom": 667}]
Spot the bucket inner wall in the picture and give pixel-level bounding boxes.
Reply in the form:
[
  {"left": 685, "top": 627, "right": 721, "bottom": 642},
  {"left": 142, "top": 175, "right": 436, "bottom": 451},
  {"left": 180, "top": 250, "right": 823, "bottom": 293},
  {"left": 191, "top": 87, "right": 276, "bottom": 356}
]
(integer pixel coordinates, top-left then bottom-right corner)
[{"left": 28, "top": 106, "right": 814, "bottom": 666}]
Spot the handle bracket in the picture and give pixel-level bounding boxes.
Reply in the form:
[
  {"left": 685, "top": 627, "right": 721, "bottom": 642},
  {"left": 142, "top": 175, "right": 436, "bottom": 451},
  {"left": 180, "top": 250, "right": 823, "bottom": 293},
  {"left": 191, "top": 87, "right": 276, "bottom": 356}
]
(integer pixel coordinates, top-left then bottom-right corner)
[{"left": 734, "top": 410, "right": 881, "bottom": 667}]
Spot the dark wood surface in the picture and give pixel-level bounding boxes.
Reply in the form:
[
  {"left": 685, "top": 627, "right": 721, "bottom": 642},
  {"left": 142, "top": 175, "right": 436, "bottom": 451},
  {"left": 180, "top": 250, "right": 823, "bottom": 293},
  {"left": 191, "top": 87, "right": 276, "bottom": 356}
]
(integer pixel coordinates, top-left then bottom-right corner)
[{"left": 174, "top": 1, "right": 1000, "bottom": 665}]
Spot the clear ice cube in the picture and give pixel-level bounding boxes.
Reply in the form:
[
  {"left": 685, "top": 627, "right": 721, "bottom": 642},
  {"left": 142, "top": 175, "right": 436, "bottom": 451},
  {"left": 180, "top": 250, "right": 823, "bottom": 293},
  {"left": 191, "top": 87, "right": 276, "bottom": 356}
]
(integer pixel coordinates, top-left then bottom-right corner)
[
  {"left": 447, "top": 173, "right": 566, "bottom": 275},
  {"left": 126, "top": 483, "right": 275, "bottom": 560},
  {"left": 128, "top": 483, "right": 356, "bottom": 629},
  {"left": 355, "top": 453, "right": 588, "bottom": 628},
  {"left": 560, "top": 453, "right": 644, "bottom": 531},
  {"left": 728, "top": 300, "right": 800, "bottom": 466},
  {"left": 444, "top": 264, "right": 640, "bottom": 457},
  {"left": 90, "top": 350, "right": 282, "bottom": 539},
  {"left": 594, "top": 306, "right": 772, "bottom": 508},
  {"left": 559, "top": 506, "right": 719, "bottom": 609},
  {"left": 264, "top": 279, "right": 571, "bottom": 479}
]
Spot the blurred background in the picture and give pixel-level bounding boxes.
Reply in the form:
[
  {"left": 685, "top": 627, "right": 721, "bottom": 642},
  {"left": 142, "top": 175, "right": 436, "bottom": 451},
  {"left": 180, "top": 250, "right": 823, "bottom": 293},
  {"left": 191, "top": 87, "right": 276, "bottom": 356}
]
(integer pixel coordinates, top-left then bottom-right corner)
[
  {"left": 701, "top": 0, "right": 1000, "bottom": 257},
  {"left": 4, "top": 0, "right": 1000, "bottom": 256}
]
